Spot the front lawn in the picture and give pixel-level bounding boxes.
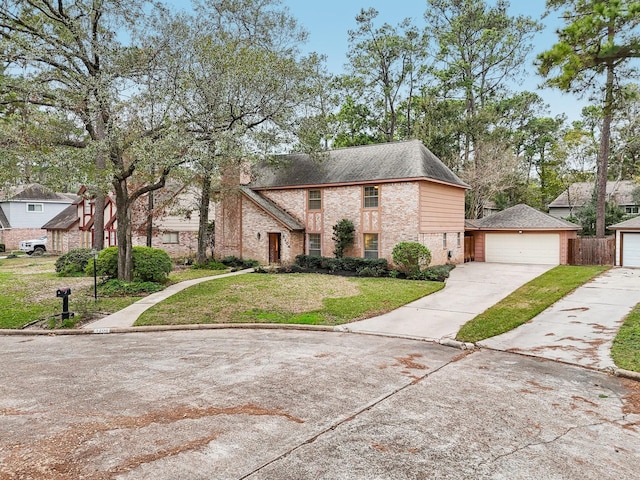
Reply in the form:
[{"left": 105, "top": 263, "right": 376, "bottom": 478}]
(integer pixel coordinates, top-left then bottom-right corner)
[
  {"left": 456, "top": 265, "right": 609, "bottom": 343},
  {"left": 136, "top": 273, "right": 444, "bottom": 326},
  {"left": 611, "top": 303, "right": 640, "bottom": 373}
]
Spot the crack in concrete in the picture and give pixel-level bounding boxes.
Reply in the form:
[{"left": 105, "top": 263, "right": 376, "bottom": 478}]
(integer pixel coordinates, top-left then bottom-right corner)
[
  {"left": 479, "top": 420, "right": 610, "bottom": 470},
  {"left": 238, "top": 350, "right": 477, "bottom": 479}
]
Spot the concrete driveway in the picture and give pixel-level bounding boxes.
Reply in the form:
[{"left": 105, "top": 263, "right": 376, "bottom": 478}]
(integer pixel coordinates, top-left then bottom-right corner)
[
  {"left": 481, "top": 267, "right": 640, "bottom": 370},
  {"left": 0, "top": 330, "right": 638, "bottom": 479},
  {"left": 345, "top": 262, "right": 553, "bottom": 341}
]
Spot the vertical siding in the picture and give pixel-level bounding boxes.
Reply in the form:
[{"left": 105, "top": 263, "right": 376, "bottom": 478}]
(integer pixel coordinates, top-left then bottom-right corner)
[{"left": 474, "top": 232, "right": 486, "bottom": 262}]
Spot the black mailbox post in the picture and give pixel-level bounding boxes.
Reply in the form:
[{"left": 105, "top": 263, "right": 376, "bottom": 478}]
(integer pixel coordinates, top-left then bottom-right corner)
[{"left": 56, "top": 288, "right": 71, "bottom": 320}]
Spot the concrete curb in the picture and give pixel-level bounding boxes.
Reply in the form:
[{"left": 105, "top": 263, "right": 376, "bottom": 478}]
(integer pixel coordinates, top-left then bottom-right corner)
[
  {"left": 439, "top": 338, "right": 475, "bottom": 350},
  {"left": 0, "top": 323, "right": 336, "bottom": 337},
  {"left": 614, "top": 368, "right": 640, "bottom": 382}
]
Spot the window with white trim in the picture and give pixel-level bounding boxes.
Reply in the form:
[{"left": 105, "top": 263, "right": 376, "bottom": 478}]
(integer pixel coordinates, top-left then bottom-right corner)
[
  {"left": 443, "top": 233, "right": 447, "bottom": 249},
  {"left": 625, "top": 206, "right": 639, "bottom": 214},
  {"left": 162, "top": 231, "right": 179, "bottom": 244},
  {"left": 27, "top": 203, "right": 43, "bottom": 212},
  {"left": 363, "top": 186, "right": 379, "bottom": 208},
  {"left": 364, "top": 233, "right": 379, "bottom": 259},
  {"left": 308, "top": 190, "right": 321, "bottom": 210},
  {"left": 308, "top": 233, "right": 321, "bottom": 256},
  {"left": 457, "top": 232, "right": 461, "bottom": 247}
]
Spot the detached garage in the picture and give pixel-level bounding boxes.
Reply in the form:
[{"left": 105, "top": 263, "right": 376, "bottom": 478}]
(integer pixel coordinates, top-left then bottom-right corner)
[
  {"left": 467, "top": 204, "right": 580, "bottom": 265},
  {"left": 610, "top": 216, "right": 640, "bottom": 267}
]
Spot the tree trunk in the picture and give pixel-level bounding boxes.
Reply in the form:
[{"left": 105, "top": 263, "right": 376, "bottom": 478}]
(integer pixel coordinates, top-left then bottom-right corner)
[
  {"left": 197, "top": 175, "right": 212, "bottom": 264},
  {"left": 93, "top": 114, "right": 107, "bottom": 250},
  {"left": 146, "top": 190, "right": 154, "bottom": 248},
  {"left": 595, "top": 62, "right": 615, "bottom": 238},
  {"left": 114, "top": 178, "right": 134, "bottom": 282}
]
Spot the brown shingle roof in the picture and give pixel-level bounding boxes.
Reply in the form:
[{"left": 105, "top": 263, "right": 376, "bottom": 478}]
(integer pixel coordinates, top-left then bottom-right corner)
[
  {"left": 549, "top": 180, "right": 638, "bottom": 208},
  {"left": 474, "top": 204, "right": 581, "bottom": 230},
  {"left": 3, "top": 183, "right": 75, "bottom": 203},
  {"left": 42, "top": 200, "right": 81, "bottom": 230},
  {"left": 240, "top": 187, "right": 304, "bottom": 231},
  {"left": 250, "top": 140, "right": 468, "bottom": 190}
]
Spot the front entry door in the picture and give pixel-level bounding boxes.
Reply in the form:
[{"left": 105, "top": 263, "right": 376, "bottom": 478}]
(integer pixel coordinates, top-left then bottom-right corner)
[{"left": 269, "top": 233, "right": 281, "bottom": 263}]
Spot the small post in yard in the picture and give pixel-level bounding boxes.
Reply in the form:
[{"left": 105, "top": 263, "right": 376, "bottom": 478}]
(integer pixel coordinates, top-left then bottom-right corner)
[
  {"left": 56, "top": 288, "right": 72, "bottom": 320},
  {"left": 93, "top": 250, "right": 98, "bottom": 301}
]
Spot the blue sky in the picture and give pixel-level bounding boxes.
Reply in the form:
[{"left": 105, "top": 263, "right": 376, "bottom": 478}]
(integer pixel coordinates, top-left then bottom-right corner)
[{"left": 168, "top": 0, "right": 586, "bottom": 122}]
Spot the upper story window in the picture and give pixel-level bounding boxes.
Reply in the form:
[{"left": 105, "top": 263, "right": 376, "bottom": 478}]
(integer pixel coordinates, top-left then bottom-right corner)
[
  {"left": 363, "top": 185, "right": 379, "bottom": 208},
  {"left": 27, "top": 203, "right": 43, "bottom": 212},
  {"left": 83, "top": 201, "right": 92, "bottom": 215},
  {"left": 162, "top": 231, "right": 179, "bottom": 244},
  {"left": 308, "top": 189, "right": 322, "bottom": 210},
  {"left": 625, "top": 206, "right": 639, "bottom": 214}
]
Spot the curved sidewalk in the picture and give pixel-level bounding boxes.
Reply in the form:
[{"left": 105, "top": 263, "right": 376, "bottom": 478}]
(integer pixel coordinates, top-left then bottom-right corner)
[{"left": 82, "top": 269, "right": 254, "bottom": 330}]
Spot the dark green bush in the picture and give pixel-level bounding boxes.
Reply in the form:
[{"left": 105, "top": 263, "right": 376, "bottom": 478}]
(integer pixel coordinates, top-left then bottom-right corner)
[
  {"left": 132, "top": 246, "right": 173, "bottom": 282},
  {"left": 294, "top": 255, "right": 388, "bottom": 277},
  {"left": 0, "top": 244, "right": 5, "bottom": 253},
  {"left": 192, "top": 259, "right": 227, "bottom": 270},
  {"left": 87, "top": 247, "right": 119, "bottom": 278},
  {"left": 56, "top": 248, "right": 96, "bottom": 276},
  {"left": 411, "top": 264, "right": 455, "bottom": 282},
  {"left": 99, "top": 279, "right": 164, "bottom": 296},
  {"left": 221, "top": 256, "right": 259, "bottom": 270},
  {"left": 392, "top": 242, "right": 432, "bottom": 278},
  {"left": 332, "top": 219, "right": 355, "bottom": 257}
]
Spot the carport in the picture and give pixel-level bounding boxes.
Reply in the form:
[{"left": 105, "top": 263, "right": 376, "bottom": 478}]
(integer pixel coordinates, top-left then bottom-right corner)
[
  {"left": 610, "top": 216, "right": 640, "bottom": 267},
  {"left": 466, "top": 204, "right": 580, "bottom": 265}
]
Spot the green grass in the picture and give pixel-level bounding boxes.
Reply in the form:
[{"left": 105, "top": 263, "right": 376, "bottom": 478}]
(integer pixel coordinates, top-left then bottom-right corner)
[
  {"left": 611, "top": 303, "right": 640, "bottom": 372},
  {"left": 167, "top": 267, "right": 230, "bottom": 283},
  {"left": 456, "top": 265, "right": 609, "bottom": 343},
  {"left": 136, "top": 273, "right": 444, "bottom": 326}
]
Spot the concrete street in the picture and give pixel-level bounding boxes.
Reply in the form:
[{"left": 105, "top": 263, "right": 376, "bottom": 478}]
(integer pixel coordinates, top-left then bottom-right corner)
[{"left": 1, "top": 329, "right": 638, "bottom": 479}]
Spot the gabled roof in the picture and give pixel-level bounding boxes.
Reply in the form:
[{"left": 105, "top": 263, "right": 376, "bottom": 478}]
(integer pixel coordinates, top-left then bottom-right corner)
[
  {"left": 549, "top": 180, "right": 638, "bottom": 208},
  {"left": 0, "top": 205, "right": 10, "bottom": 229},
  {"left": 42, "top": 202, "right": 81, "bottom": 231},
  {"left": 473, "top": 204, "right": 581, "bottom": 230},
  {"left": 609, "top": 215, "right": 640, "bottom": 230},
  {"left": 250, "top": 140, "right": 468, "bottom": 190},
  {"left": 1, "top": 183, "right": 75, "bottom": 203},
  {"left": 240, "top": 187, "right": 304, "bottom": 231}
]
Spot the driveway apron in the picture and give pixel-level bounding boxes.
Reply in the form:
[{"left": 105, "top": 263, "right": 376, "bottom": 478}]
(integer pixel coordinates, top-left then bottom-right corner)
[
  {"left": 480, "top": 267, "right": 640, "bottom": 370},
  {"left": 345, "top": 262, "right": 553, "bottom": 341}
]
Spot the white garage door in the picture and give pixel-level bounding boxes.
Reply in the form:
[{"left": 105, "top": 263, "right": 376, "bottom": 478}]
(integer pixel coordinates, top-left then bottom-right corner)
[
  {"left": 622, "top": 233, "right": 640, "bottom": 267},
  {"left": 485, "top": 233, "right": 560, "bottom": 265}
]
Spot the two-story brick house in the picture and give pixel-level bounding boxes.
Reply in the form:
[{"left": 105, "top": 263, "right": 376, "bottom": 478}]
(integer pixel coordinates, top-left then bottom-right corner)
[{"left": 215, "top": 140, "right": 469, "bottom": 266}]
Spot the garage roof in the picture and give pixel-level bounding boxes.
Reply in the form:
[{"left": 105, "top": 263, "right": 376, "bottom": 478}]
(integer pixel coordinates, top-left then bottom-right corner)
[
  {"left": 474, "top": 204, "right": 581, "bottom": 230},
  {"left": 609, "top": 216, "right": 640, "bottom": 230}
]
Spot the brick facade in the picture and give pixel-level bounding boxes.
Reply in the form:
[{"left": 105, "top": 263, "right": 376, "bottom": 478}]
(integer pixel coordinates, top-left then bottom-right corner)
[
  {"left": 0, "top": 228, "right": 47, "bottom": 251},
  {"left": 217, "top": 180, "right": 466, "bottom": 267}
]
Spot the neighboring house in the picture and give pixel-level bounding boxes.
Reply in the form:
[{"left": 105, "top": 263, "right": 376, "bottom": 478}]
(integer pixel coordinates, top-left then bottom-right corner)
[
  {"left": 0, "top": 184, "right": 76, "bottom": 250},
  {"left": 548, "top": 180, "right": 639, "bottom": 218},
  {"left": 610, "top": 216, "right": 640, "bottom": 267},
  {"left": 215, "top": 140, "right": 469, "bottom": 266},
  {"left": 43, "top": 185, "right": 212, "bottom": 257},
  {"left": 465, "top": 204, "right": 581, "bottom": 265}
]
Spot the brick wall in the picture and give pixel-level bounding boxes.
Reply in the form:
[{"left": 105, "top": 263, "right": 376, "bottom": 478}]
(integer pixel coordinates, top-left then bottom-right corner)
[{"left": 0, "top": 228, "right": 47, "bottom": 251}]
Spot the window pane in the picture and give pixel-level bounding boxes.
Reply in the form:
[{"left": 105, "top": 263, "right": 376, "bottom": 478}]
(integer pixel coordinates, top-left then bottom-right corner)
[
  {"left": 308, "top": 190, "right": 321, "bottom": 210},
  {"left": 27, "top": 203, "right": 43, "bottom": 212},
  {"left": 308, "top": 233, "right": 321, "bottom": 256},
  {"left": 442, "top": 233, "right": 447, "bottom": 249},
  {"left": 364, "top": 233, "right": 378, "bottom": 259},
  {"left": 363, "top": 186, "right": 379, "bottom": 208},
  {"left": 162, "top": 232, "right": 179, "bottom": 244}
]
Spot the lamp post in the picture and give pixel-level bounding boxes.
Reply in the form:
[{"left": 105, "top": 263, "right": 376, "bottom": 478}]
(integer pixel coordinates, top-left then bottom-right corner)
[{"left": 93, "top": 250, "right": 98, "bottom": 301}]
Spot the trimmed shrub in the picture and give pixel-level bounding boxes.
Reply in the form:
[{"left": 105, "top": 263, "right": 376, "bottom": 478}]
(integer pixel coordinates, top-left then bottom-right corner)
[
  {"left": 192, "top": 259, "right": 227, "bottom": 270},
  {"left": 221, "top": 256, "right": 259, "bottom": 270},
  {"left": 0, "top": 244, "right": 5, "bottom": 253},
  {"left": 392, "top": 242, "right": 432, "bottom": 278},
  {"left": 294, "top": 254, "right": 389, "bottom": 277},
  {"left": 332, "top": 219, "right": 355, "bottom": 257},
  {"left": 56, "top": 248, "right": 96, "bottom": 276},
  {"left": 412, "top": 264, "right": 455, "bottom": 282},
  {"left": 132, "top": 246, "right": 173, "bottom": 282},
  {"left": 87, "top": 247, "right": 119, "bottom": 279}
]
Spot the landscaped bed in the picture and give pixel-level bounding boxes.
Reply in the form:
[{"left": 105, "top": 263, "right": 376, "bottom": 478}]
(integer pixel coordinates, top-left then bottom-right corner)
[
  {"left": 455, "top": 265, "right": 609, "bottom": 343},
  {"left": 135, "top": 273, "right": 444, "bottom": 326}
]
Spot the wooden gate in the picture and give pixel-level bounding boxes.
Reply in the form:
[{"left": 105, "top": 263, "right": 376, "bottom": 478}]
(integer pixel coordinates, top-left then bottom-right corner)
[
  {"left": 567, "top": 237, "right": 615, "bottom": 265},
  {"left": 464, "top": 236, "right": 475, "bottom": 262}
]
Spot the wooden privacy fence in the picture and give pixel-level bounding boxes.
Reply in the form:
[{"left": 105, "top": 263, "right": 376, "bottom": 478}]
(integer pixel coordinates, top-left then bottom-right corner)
[
  {"left": 464, "top": 236, "right": 475, "bottom": 262},
  {"left": 567, "top": 237, "right": 615, "bottom": 265}
]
